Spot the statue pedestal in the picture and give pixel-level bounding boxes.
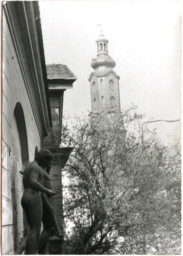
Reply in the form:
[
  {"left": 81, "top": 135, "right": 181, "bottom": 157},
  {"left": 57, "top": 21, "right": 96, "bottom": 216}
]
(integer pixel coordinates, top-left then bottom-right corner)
[{"left": 48, "top": 147, "right": 73, "bottom": 254}]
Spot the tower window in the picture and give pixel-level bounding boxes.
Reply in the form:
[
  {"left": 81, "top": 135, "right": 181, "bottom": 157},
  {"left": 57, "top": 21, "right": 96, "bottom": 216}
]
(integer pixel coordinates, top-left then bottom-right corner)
[
  {"left": 109, "top": 79, "right": 114, "bottom": 90},
  {"left": 93, "top": 81, "right": 96, "bottom": 86},
  {"left": 93, "top": 97, "right": 98, "bottom": 110},
  {"left": 110, "top": 96, "right": 115, "bottom": 108},
  {"left": 104, "top": 43, "right": 106, "bottom": 50},
  {"left": 100, "top": 43, "right": 102, "bottom": 51},
  {"left": 101, "top": 96, "right": 105, "bottom": 108},
  {"left": 100, "top": 79, "right": 104, "bottom": 89}
]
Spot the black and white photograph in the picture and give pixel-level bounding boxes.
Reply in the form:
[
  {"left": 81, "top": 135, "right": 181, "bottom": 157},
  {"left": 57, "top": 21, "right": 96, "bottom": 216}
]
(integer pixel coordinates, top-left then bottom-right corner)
[{"left": 1, "top": 0, "right": 181, "bottom": 254}]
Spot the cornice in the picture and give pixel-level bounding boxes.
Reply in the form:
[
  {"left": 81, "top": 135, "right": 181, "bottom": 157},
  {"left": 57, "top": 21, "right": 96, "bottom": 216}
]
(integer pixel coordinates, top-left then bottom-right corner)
[
  {"left": 22, "top": 2, "right": 51, "bottom": 133},
  {"left": 3, "top": 2, "right": 51, "bottom": 138},
  {"left": 88, "top": 70, "right": 120, "bottom": 81}
]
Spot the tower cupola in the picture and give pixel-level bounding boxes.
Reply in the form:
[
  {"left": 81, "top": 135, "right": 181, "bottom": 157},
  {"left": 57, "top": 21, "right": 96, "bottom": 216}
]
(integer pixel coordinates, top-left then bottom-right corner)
[
  {"left": 91, "top": 33, "right": 116, "bottom": 69},
  {"left": 96, "top": 34, "right": 108, "bottom": 56}
]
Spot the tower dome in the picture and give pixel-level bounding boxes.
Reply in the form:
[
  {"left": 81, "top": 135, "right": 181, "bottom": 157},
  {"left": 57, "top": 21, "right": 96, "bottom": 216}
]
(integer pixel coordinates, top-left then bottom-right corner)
[{"left": 91, "top": 33, "right": 116, "bottom": 69}]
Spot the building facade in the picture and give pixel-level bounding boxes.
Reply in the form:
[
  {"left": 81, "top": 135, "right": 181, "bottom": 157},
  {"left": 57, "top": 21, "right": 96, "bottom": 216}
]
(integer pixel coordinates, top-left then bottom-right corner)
[
  {"left": 89, "top": 34, "right": 121, "bottom": 114},
  {"left": 2, "top": 2, "right": 76, "bottom": 254}
]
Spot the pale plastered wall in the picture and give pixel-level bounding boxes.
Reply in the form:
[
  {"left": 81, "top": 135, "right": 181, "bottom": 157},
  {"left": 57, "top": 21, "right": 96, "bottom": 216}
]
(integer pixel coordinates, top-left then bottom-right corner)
[{"left": 2, "top": 14, "right": 41, "bottom": 254}]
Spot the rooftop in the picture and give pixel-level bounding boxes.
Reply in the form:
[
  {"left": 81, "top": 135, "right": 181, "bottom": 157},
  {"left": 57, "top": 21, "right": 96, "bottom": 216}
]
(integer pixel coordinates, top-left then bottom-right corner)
[{"left": 46, "top": 64, "right": 76, "bottom": 80}]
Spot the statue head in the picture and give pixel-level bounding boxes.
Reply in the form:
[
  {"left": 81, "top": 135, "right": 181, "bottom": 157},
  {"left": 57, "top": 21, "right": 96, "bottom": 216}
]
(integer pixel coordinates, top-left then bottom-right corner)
[{"left": 36, "top": 149, "right": 52, "bottom": 169}]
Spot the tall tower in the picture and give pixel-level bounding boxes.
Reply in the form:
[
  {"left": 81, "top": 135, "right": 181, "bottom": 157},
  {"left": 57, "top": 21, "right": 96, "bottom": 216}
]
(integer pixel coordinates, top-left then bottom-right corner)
[{"left": 89, "top": 33, "right": 121, "bottom": 114}]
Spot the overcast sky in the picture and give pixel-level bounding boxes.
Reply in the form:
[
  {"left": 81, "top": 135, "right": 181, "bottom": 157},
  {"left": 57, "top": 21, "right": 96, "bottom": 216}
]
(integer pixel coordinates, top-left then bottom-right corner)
[{"left": 39, "top": 0, "right": 181, "bottom": 147}]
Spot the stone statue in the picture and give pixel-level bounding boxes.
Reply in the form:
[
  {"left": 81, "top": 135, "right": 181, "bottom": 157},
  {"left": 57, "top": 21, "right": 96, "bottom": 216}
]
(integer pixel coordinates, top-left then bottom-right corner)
[
  {"left": 21, "top": 149, "right": 58, "bottom": 254},
  {"left": 37, "top": 150, "right": 62, "bottom": 254}
]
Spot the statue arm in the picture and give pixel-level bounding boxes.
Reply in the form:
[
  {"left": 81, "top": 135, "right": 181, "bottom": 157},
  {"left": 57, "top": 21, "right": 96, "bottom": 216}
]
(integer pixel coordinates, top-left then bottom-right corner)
[{"left": 29, "top": 169, "right": 55, "bottom": 196}]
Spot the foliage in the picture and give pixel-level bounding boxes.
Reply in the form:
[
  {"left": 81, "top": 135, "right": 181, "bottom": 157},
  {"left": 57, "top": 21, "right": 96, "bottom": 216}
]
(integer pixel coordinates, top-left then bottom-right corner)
[{"left": 62, "top": 107, "right": 181, "bottom": 254}]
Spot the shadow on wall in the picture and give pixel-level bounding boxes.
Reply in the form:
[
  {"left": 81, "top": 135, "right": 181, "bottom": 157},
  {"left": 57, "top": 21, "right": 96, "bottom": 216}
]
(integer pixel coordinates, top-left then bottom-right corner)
[{"left": 13, "top": 102, "right": 29, "bottom": 250}]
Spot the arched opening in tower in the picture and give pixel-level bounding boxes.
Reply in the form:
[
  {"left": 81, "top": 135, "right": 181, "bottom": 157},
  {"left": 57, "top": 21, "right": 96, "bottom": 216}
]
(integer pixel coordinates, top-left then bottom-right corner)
[
  {"left": 100, "top": 79, "right": 104, "bottom": 90},
  {"left": 110, "top": 96, "right": 115, "bottom": 109},
  {"left": 101, "top": 96, "right": 105, "bottom": 109},
  {"left": 109, "top": 79, "right": 114, "bottom": 90}
]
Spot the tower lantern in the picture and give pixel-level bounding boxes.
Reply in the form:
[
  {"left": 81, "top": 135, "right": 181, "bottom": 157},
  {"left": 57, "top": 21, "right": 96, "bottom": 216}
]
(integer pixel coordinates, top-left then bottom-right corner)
[{"left": 96, "top": 34, "right": 109, "bottom": 56}]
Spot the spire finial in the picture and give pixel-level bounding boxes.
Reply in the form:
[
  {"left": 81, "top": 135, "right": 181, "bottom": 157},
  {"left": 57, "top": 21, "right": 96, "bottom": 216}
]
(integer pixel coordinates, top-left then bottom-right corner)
[{"left": 97, "top": 24, "right": 103, "bottom": 36}]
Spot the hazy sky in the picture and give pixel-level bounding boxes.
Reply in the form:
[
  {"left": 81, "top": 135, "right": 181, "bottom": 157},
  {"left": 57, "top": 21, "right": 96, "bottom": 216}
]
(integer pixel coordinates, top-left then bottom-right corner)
[{"left": 40, "top": 0, "right": 181, "bottom": 146}]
